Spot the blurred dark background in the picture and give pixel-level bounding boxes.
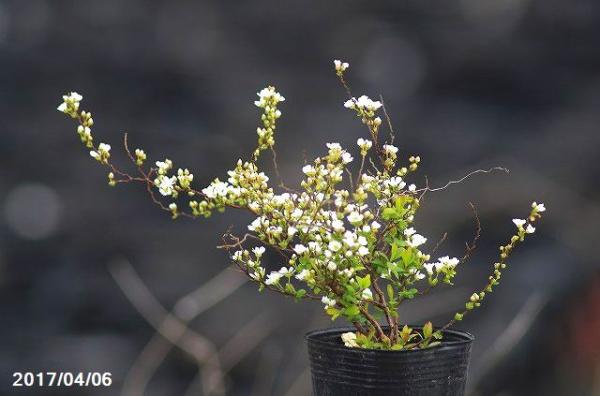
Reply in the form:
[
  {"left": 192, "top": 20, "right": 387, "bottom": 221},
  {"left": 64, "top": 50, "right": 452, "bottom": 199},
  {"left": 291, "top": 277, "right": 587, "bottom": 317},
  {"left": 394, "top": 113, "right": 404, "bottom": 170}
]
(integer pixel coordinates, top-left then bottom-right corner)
[{"left": 1, "top": 0, "right": 599, "bottom": 395}]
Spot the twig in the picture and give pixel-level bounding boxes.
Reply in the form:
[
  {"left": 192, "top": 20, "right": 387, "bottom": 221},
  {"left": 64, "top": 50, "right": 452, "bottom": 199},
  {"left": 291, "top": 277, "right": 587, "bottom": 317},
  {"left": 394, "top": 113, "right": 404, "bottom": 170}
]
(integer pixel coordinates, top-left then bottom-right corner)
[
  {"left": 419, "top": 167, "right": 510, "bottom": 193},
  {"left": 460, "top": 202, "right": 482, "bottom": 264},
  {"left": 379, "top": 95, "right": 396, "bottom": 145}
]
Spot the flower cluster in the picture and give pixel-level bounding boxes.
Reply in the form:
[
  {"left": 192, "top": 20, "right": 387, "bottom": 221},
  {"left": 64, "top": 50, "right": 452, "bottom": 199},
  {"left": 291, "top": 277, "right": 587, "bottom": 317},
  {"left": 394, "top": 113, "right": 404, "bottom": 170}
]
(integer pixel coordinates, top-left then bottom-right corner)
[
  {"left": 58, "top": 59, "right": 546, "bottom": 351},
  {"left": 253, "top": 86, "right": 284, "bottom": 160}
]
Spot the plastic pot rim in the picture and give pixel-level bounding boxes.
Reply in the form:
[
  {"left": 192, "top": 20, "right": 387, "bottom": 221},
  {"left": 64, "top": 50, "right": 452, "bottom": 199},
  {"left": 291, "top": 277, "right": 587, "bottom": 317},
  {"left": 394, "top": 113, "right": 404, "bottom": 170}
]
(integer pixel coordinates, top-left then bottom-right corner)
[{"left": 305, "top": 325, "right": 474, "bottom": 354}]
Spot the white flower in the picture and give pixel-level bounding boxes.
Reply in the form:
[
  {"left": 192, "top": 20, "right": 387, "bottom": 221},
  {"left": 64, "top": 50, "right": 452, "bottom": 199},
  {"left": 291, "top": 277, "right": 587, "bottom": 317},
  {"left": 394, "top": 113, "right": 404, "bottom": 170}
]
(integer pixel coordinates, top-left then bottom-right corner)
[
  {"left": 408, "top": 184, "right": 416, "bottom": 192},
  {"left": 327, "top": 262, "right": 337, "bottom": 271},
  {"left": 291, "top": 208, "right": 303, "bottom": 220},
  {"left": 155, "top": 175, "right": 177, "bottom": 196},
  {"left": 295, "top": 269, "right": 311, "bottom": 281},
  {"left": 411, "top": 269, "right": 426, "bottom": 280},
  {"left": 328, "top": 240, "right": 342, "bottom": 252},
  {"left": 177, "top": 168, "right": 194, "bottom": 189},
  {"left": 343, "top": 231, "right": 358, "bottom": 247},
  {"left": 287, "top": 226, "right": 297, "bottom": 237},
  {"left": 252, "top": 246, "right": 266, "bottom": 257},
  {"left": 294, "top": 244, "right": 308, "bottom": 255},
  {"left": 407, "top": 234, "right": 427, "bottom": 248},
  {"left": 525, "top": 224, "right": 536, "bottom": 234},
  {"left": 254, "top": 86, "right": 285, "bottom": 108},
  {"left": 232, "top": 250, "right": 245, "bottom": 261},
  {"left": 248, "top": 217, "right": 262, "bottom": 231},
  {"left": 532, "top": 202, "right": 546, "bottom": 212},
  {"left": 341, "top": 332, "right": 358, "bottom": 348},
  {"left": 357, "top": 236, "right": 368, "bottom": 246},
  {"left": 57, "top": 92, "right": 83, "bottom": 113},
  {"left": 265, "top": 271, "right": 283, "bottom": 285},
  {"left": 326, "top": 142, "right": 341, "bottom": 151},
  {"left": 156, "top": 159, "right": 173, "bottom": 175},
  {"left": 357, "top": 138, "right": 373, "bottom": 151},
  {"left": 331, "top": 219, "right": 345, "bottom": 233},
  {"left": 404, "top": 227, "right": 416, "bottom": 237},
  {"left": 343, "top": 99, "right": 355, "bottom": 109},
  {"left": 383, "top": 144, "right": 398, "bottom": 155},
  {"left": 356, "top": 95, "right": 382, "bottom": 111},
  {"left": 321, "top": 296, "right": 336, "bottom": 307},
  {"left": 334, "top": 59, "right": 349, "bottom": 72},
  {"left": 358, "top": 246, "right": 369, "bottom": 256},
  {"left": 512, "top": 218, "right": 526, "bottom": 228},
  {"left": 91, "top": 143, "right": 111, "bottom": 161},
  {"left": 278, "top": 266, "right": 294, "bottom": 276},
  {"left": 341, "top": 152, "right": 353, "bottom": 164},
  {"left": 423, "top": 263, "right": 436, "bottom": 275},
  {"left": 361, "top": 288, "right": 373, "bottom": 300},
  {"left": 437, "top": 256, "right": 460, "bottom": 270},
  {"left": 371, "top": 221, "right": 381, "bottom": 231},
  {"left": 347, "top": 212, "right": 364, "bottom": 224}
]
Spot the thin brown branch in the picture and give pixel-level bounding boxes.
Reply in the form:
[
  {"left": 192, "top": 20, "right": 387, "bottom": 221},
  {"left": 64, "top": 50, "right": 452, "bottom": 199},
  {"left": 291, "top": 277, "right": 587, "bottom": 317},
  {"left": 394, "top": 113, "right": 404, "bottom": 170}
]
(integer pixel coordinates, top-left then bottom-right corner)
[
  {"left": 419, "top": 166, "right": 510, "bottom": 194},
  {"left": 460, "top": 202, "right": 481, "bottom": 264}
]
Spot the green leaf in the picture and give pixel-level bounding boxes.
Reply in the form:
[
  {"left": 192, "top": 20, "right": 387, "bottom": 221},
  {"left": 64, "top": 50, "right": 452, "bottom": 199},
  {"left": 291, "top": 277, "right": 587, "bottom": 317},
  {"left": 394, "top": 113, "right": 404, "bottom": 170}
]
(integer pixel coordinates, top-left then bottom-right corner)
[
  {"left": 390, "top": 243, "right": 401, "bottom": 261},
  {"left": 400, "top": 288, "right": 418, "bottom": 299},
  {"left": 381, "top": 207, "right": 398, "bottom": 221},
  {"left": 387, "top": 284, "right": 395, "bottom": 300},
  {"left": 423, "top": 322, "right": 433, "bottom": 339},
  {"left": 326, "top": 307, "right": 340, "bottom": 320},
  {"left": 357, "top": 274, "right": 371, "bottom": 289},
  {"left": 344, "top": 305, "right": 361, "bottom": 317}
]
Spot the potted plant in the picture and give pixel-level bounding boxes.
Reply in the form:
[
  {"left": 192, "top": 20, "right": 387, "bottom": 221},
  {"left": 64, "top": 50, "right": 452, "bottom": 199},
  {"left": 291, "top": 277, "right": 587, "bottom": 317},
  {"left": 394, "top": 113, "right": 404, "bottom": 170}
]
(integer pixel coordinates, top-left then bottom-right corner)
[{"left": 57, "top": 60, "right": 545, "bottom": 395}]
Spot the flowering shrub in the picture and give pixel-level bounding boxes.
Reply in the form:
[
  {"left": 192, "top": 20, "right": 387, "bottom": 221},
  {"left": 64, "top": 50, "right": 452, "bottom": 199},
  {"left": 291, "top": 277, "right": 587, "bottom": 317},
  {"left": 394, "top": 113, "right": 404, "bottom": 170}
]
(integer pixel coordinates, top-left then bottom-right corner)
[{"left": 57, "top": 60, "right": 545, "bottom": 350}]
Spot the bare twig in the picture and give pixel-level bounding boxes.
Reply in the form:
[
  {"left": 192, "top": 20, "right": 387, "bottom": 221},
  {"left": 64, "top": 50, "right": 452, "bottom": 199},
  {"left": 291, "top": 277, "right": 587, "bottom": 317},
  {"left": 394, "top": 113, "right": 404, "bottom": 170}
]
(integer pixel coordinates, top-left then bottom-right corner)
[
  {"left": 379, "top": 95, "right": 396, "bottom": 145},
  {"left": 419, "top": 167, "right": 509, "bottom": 193},
  {"left": 460, "top": 202, "right": 482, "bottom": 264}
]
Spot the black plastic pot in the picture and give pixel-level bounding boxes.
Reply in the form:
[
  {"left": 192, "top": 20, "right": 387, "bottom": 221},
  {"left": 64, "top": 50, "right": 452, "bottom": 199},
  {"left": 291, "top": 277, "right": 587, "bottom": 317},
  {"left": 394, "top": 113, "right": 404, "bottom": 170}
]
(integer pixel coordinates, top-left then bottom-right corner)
[{"left": 306, "top": 327, "right": 474, "bottom": 396}]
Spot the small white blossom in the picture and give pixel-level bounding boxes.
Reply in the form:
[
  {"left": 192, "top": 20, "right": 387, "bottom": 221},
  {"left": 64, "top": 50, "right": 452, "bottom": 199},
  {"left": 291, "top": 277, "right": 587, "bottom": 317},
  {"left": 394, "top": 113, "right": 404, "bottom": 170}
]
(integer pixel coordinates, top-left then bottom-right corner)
[
  {"left": 437, "top": 256, "right": 460, "bottom": 270},
  {"left": 512, "top": 218, "right": 526, "bottom": 228},
  {"left": 252, "top": 246, "right": 266, "bottom": 257},
  {"left": 423, "top": 263, "right": 436, "bottom": 275},
  {"left": 341, "top": 152, "right": 354, "bottom": 164},
  {"left": 357, "top": 138, "right": 373, "bottom": 152},
  {"left": 358, "top": 246, "right": 370, "bottom": 256},
  {"left": 361, "top": 288, "right": 373, "bottom": 300},
  {"left": 254, "top": 86, "right": 285, "bottom": 107},
  {"left": 407, "top": 233, "right": 427, "bottom": 248},
  {"left": 383, "top": 144, "right": 398, "bottom": 155},
  {"left": 341, "top": 332, "right": 358, "bottom": 348},
  {"left": 328, "top": 240, "right": 342, "bottom": 252},
  {"left": 532, "top": 202, "right": 546, "bottom": 212},
  {"left": 333, "top": 59, "right": 349, "bottom": 72},
  {"left": 294, "top": 244, "right": 308, "bottom": 255},
  {"left": 156, "top": 159, "right": 173, "bottom": 175},
  {"left": 525, "top": 224, "right": 536, "bottom": 234},
  {"left": 347, "top": 212, "right": 364, "bottom": 224},
  {"left": 295, "top": 269, "right": 311, "bottom": 281},
  {"left": 321, "top": 296, "right": 336, "bottom": 307},
  {"left": 326, "top": 262, "right": 337, "bottom": 271},
  {"left": 232, "top": 250, "right": 244, "bottom": 261},
  {"left": 265, "top": 271, "right": 283, "bottom": 285},
  {"left": 155, "top": 175, "right": 177, "bottom": 196}
]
